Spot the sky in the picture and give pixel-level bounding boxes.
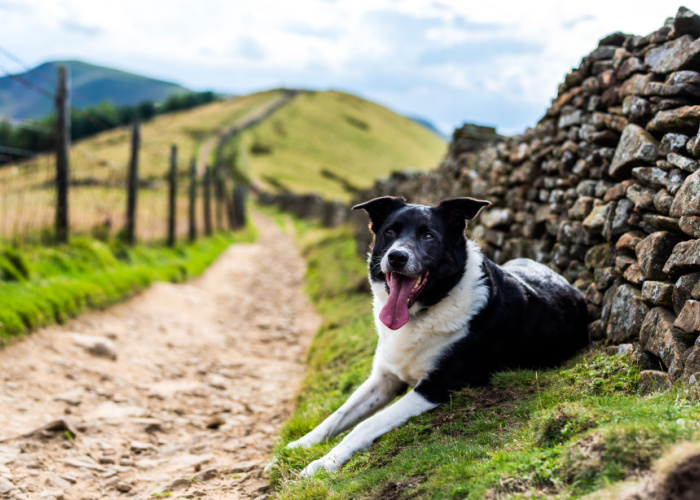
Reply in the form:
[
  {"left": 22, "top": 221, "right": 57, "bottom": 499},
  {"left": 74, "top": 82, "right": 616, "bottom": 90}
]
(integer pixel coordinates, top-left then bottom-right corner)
[{"left": 0, "top": 1, "right": 694, "bottom": 136}]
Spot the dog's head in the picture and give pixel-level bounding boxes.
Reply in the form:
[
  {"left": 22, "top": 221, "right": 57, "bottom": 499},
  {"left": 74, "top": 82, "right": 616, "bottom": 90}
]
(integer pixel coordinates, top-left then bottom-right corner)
[{"left": 353, "top": 196, "right": 490, "bottom": 330}]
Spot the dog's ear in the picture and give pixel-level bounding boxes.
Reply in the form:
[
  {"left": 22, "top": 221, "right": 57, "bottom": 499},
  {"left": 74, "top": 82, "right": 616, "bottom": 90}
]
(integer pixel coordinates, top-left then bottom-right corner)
[
  {"left": 434, "top": 197, "right": 490, "bottom": 229},
  {"left": 352, "top": 196, "right": 406, "bottom": 233}
]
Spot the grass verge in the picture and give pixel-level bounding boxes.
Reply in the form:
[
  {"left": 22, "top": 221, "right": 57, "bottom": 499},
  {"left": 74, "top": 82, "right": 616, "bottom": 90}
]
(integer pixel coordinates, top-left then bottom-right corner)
[
  {"left": 0, "top": 225, "right": 256, "bottom": 343},
  {"left": 270, "top": 221, "right": 700, "bottom": 499}
]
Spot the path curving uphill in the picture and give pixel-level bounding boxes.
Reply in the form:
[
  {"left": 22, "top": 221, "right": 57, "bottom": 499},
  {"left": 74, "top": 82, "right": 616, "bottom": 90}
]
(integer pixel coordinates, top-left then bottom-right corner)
[{"left": 0, "top": 214, "right": 320, "bottom": 499}]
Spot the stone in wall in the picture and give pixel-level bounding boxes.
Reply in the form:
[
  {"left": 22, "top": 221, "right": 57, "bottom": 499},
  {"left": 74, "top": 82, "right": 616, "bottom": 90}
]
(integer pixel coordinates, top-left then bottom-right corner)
[
  {"left": 606, "top": 284, "right": 649, "bottom": 342},
  {"left": 609, "top": 125, "right": 659, "bottom": 179}
]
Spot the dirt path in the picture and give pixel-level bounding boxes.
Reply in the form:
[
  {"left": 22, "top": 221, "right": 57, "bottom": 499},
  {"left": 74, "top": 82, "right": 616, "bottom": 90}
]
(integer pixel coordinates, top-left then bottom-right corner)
[{"left": 0, "top": 214, "right": 320, "bottom": 500}]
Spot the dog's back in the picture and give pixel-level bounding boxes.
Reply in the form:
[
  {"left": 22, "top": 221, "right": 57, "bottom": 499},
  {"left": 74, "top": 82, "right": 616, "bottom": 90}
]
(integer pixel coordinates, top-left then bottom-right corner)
[
  {"left": 498, "top": 258, "right": 589, "bottom": 366},
  {"left": 415, "top": 256, "right": 589, "bottom": 403}
]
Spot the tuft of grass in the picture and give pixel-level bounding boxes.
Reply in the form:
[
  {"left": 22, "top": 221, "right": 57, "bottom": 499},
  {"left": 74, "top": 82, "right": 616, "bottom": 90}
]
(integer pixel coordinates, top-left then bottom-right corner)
[
  {"left": 0, "top": 224, "right": 256, "bottom": 342},
  {"left": 271, "top": 218, "right": 700, "bottom": 499}
]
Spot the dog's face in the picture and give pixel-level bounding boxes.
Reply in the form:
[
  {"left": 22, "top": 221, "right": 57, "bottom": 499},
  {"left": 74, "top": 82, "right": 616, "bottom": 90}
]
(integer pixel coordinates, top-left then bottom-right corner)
[{"left": 353, "top": 196, "right": 489, "bottom": 330}]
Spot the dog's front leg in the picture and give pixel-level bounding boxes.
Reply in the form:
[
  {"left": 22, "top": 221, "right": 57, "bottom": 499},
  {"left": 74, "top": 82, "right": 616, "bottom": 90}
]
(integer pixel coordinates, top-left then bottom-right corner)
[
  {"left": 288, "top": 371, "right": 405, "bottom": 449},
  {"left": 300, "top": 390, "right": 437, "bottom": 477}
]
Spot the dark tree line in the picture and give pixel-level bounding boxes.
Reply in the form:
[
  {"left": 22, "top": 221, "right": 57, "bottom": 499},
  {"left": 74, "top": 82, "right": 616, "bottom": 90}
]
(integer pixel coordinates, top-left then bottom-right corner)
[{"left": 0, "top": 91, "right": 217, "bottom": 165}]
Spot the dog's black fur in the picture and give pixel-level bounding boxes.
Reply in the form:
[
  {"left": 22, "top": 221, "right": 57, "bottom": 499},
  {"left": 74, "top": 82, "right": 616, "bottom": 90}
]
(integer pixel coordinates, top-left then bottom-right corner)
[{"left": 357, "top": 196, "right": 589, "bottom": 404}]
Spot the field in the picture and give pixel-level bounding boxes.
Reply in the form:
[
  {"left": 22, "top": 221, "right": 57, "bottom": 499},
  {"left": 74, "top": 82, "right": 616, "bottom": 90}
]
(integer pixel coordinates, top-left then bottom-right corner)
[
  {"left": 0, "top": 90, "right": 445, "bottom": 242},
  {"left": 267, "top": 217, "right": 700, "bottom": 499},
  {"left": 243, "top": 91, "right": 446, "bottom": 202},
  {"left": 0, "top": 91, "right": 282, "bottom": 242}
]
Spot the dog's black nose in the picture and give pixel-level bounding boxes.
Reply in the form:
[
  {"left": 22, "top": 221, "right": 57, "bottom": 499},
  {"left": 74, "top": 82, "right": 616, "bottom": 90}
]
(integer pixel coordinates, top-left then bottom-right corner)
[{"left": 388, "top": 250, "right": 409, "bottom": 268}]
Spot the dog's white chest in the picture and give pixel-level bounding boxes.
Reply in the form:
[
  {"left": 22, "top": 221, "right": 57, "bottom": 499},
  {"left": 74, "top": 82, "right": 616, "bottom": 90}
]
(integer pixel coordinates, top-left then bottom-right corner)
[
  {"left": 374, "top": 322, "right": 464, "bottom": 386},
  {"left": 369, "top": 240, "right": 489, "bottom": 387}
]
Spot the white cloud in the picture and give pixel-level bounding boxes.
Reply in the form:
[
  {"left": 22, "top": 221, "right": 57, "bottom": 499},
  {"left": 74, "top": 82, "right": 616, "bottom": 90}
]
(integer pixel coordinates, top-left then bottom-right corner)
[{"left": 0, "top": 0, "right": 689, "bottom": 133}]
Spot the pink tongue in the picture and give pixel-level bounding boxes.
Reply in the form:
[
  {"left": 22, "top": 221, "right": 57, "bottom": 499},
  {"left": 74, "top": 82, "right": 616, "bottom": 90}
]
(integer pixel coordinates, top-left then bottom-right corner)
[{"left": 379, "top": 273, "right": 419, "bottom": 330}]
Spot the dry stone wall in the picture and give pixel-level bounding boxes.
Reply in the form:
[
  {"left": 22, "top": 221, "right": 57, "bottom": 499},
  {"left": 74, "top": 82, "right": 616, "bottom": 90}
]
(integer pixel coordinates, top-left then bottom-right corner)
[{"left": 353, "top": 7, "right": 700, "bottom": 383}]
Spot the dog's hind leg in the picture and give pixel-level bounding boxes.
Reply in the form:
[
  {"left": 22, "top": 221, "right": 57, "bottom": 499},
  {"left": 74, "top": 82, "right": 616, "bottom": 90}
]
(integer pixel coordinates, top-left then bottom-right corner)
[
  {"left": 299, "top": 389, "right": 437, "bottom": 477},
  {"left": 287, "top": 371, "right": 406, "bottom": 449}
]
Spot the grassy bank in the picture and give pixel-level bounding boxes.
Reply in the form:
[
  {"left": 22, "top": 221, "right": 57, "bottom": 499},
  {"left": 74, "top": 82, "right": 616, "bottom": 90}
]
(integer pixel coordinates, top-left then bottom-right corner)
[
  {"left": 0, "top": 225, "right": 256, "bottom": 342},
  {"left": 271, "top": 223, "right": 700, "bottom": 499}
]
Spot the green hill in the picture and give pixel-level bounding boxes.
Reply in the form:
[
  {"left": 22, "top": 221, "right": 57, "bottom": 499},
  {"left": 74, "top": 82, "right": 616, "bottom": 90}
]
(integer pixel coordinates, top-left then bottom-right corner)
[
  {"left": 243, "top": 91, "right": 447, "bottom": 201},
  {"left": 0, "top": 60, "right": 188, "bottom": 120},
  {"left": 0, "top": 89, "right": 445, "bottom": 241}
]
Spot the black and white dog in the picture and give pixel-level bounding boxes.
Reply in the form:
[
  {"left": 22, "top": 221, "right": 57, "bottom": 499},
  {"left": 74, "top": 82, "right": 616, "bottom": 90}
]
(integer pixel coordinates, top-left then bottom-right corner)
[{"left": 289, "top": 196, "right": 588, "bottom": 477}]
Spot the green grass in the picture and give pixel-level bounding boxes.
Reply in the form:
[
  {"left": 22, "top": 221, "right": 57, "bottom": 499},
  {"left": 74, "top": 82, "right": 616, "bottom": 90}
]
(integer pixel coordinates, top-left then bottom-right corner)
[
  {"left": 270, "top": 221, "right": 700, "bottom": 499},
  {"left": 244, "top": 90, "right": 446, "bottom": 201},
  {"left": 0, "top": 225, "right": 256, "bottom": 342}
]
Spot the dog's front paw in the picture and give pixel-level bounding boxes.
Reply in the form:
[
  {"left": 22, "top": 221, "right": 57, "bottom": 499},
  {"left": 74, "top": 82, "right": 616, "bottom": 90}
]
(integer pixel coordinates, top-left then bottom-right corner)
[
  {"left": 287, "top": 434, "right": 317, "bottom": 449},
  {"left": 299, "top": 454, "right": 341, "bottom": 478},
  {"left": 263, "top": 457, "right": 278, "bottom": 474}
]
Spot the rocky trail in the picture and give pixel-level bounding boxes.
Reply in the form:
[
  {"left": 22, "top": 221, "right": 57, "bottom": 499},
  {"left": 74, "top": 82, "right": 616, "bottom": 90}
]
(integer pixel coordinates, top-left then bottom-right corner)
[{"left": 0, "top": 215, "right": 320, "bottom": 500}]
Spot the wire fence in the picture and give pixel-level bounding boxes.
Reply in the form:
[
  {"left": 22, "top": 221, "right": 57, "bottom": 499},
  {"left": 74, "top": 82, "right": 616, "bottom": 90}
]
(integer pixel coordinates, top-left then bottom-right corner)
[{"left": 0, "top": 46, "right": 246, "bottom": 246}]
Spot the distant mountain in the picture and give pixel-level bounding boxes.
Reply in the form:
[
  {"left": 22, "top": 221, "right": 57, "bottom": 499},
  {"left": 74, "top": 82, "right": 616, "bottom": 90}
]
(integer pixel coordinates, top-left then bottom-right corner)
[
  {"left": 410, "top": 116, "right": 449, "bottom": 141},
  {"left": 0, "top": 60, "right": 189, "bottom": 120}
]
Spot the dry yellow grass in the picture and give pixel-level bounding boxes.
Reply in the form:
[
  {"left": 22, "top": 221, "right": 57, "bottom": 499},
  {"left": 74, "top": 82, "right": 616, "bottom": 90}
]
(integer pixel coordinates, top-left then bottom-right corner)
[{"left": 0, "top": 90, "right": 281, "bottom": 242}]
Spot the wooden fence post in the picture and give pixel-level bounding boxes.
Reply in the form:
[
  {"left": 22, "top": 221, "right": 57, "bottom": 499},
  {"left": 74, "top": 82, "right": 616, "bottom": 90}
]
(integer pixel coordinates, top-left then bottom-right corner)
[
  {"left": 233, "top": 184, "right": 247, "bottom": 229},
  {"left": 168, "top": 145, "right": 177, "bottom": 247},
  {"left": 225, "top": 182, "right": 236, "bottom": 230},
  {"left": 203, "top": 166, "right": 213, "bottom": 236},
  {"left": 214, "top": 166, "right": 224, "bottom": 231},
  {"left": 188, "top": 157, "right": 196, "bottom": 242},
  {"left": 55, "top": 65, "right": 70, "bottom": 243},
  {"left": 125, "top": 122, "right": 140, "bottom": 245}
]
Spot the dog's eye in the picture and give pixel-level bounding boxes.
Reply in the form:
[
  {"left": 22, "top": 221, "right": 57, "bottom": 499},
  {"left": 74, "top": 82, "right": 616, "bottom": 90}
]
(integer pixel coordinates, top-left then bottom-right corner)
[
  {"left": 423, "top": 232, "right": 435, "bottom": 241},
  {"left": 385, "top": 228, "right": 396, "bottom": 237}
]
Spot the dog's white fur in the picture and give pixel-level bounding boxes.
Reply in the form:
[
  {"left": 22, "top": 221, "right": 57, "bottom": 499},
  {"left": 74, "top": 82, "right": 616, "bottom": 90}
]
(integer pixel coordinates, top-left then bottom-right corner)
[{"left": 289, "top": 240, "right": 489, "bottom": 477}]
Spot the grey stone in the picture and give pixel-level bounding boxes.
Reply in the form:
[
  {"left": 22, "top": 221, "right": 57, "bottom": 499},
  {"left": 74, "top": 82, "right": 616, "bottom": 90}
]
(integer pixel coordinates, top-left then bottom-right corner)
[
  {"left": 622, "top": 96, "right": 651, "bottom": 121},
  {"left": 640, "top": 214, "right": 681, "bottom": 233},
  {"left": 637, "top": 370, "right": 672, "bottom": 394},
  {"left": 636, "top": 232, "right": 685, "bottom": 281},
  {"left": 659, "top": 133, "right": 690, "bottom": 156},
  {"left": 164, "top": 478, "right": 192, "bottom": 491},
  {"left": 603, "top": 199, "right": 633, "bottom": 241},
  {"left": 654, "top": 189, "right": 675, "bottom": 215},
  {"left": 672, "top": 6, "right": 700, "bottom": 38},
  {"left": 0, "top": 476, "right": 14, "bottom": 494},
  {"left": 667, "top": 153, "right": 699, "bottom": 173},
  {"left": 609, "top": 124, "right": 659, "bottom": 180},
  {"left": 687, "top": 134, "right": 700, "bottom": 158},
  {"left": 674, "top": 300, "right": 700, "bottom": 336},
  {"left": 617, "top": 57, "right": 645, "bottom": 81},
  {"left": 70, "top": 333, "right": 117, "bottom": 360},
  {"left": 663, "top": 239, "right": 700, "bottom": 278},
  {"left": 626, "top": 184, "right": 656, "bottom": 211},
  {"left": 670, "top": 170, "right": 700, "bottom": 217},
  {"left": 667, "top": 168, "right": 688, "bottom": 195},
  {"left": 673, "top": 273, "right": 700, "bottom": 315},
  {"left": 641, "top": 307, "right": 690, "bottom": 380},
  {"left": 632, "top": 167, "right": 668, "bottom": 188},
  {"left": 606, "top": 284, "right": 649, "bottom": 342},
  {"left": 480, "top": 208, "right": 514, "bottom": 228},
  {"left": 619, "top": 73, "right": 653, "bottom": 97},
  {"left": 647, "top": 105, "right": 700, "bottom": 135},
  {"left": 642, "top": 281, "right": 675, "bottom": 307},
  {"left": 644, "top": 35, "right": 700, "bottom": 74},
  {"left": 583, "top": 203, "right": 613, "bottom": 234},
  {"left": 680, "top": 216, "right": 700, "bottom": 237},
  {"left": 683, "top": 336, "right": 700, "bottom": 381}
]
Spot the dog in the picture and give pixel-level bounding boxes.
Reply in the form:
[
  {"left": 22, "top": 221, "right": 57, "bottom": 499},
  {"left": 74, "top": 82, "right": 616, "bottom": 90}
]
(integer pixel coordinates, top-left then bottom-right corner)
[{"left": 288, "top": 196, "right": 589, "bottom": 477}]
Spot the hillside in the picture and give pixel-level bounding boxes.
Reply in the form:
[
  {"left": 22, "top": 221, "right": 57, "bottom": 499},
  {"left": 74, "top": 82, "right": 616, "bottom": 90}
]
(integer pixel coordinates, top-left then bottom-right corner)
[
  {"left": 0, "top": 89, "right": 445, "bottom": 241},
  {"left": 0, "top": 60, "right": 188, "bottom": 120},
  {"left": 243, "top": 91, "right": 446, "bottom": 201}
]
